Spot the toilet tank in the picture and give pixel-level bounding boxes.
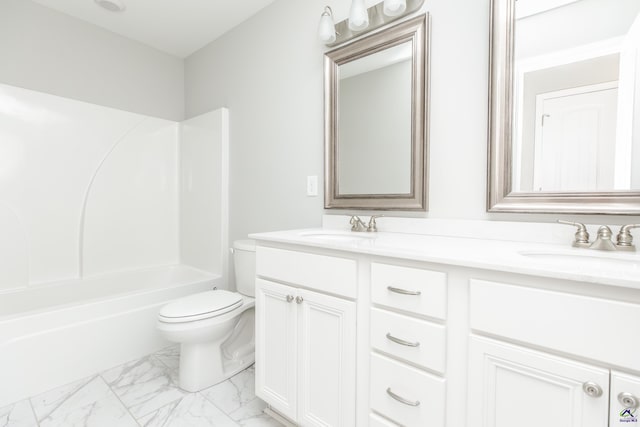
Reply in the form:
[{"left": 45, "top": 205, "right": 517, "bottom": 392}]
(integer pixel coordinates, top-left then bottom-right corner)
[{"left": 233, "top": 239, "right": 256, "bottom": 297}]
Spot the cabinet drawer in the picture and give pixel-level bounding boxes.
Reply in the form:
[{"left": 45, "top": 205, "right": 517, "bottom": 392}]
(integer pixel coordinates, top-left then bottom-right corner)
[
  {"left": 256, "top": 246, "right": 357, "bottom": 298},
  {"left": 370, "top": 413, "right": 400, "bottom": 426},
  {"left": 370, "top": 308, "right": 446, "bottom": 373},
  {"left": 370, "top": 353, "right": 445, "bottom": 427},
  {"left": 470, "top": 279, "right": 640, "bottom": 371},
  {"left": 371, "top": 263, "right": 447, "bottom": 319}
]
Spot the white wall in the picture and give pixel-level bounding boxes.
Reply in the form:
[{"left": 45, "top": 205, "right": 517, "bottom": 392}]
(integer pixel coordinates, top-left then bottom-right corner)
[
  {"left": 0, "top": 0, "right": 184, "bottom": 121},
  {"left": 0, "top": 84, "right": 180, "bottom": 290},
  {"left": 185, "top": 0, "right": 327, "bottom": 245},
  {"left": 185, "top": 0, "right": 640, "bottom": 236},
  {"left": 184, "top": 0, "right": 491, "bottom": 246}
]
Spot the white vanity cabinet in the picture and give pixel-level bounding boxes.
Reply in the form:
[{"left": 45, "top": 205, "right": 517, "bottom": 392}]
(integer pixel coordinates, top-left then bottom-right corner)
[
  {"left": 468, "top": 336, "right": 610, "bottom": 427},
  {"left": 255, "top": 246, "right": 357, "bottom": 427},
  {"left": 468, "top": 278, "right": 640, "bottom": 427},
  {"left": 252, "top": 228, "right": 640, "bottom": 427},
  {"left": 368, "top": 262, "right": 448, "bottom": 426}
]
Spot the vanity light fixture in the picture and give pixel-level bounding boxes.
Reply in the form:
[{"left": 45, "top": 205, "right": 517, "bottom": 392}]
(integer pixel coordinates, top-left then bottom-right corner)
[
  {"left": 383, "top": 0, "right": 407, "bottom": 16},
  {"left": 349, "top": 0, "right": 370, "bottom": 31},
  {"left": 318, "top": 6, "right": 337, "bottom": 43},
  {"left": 318, "top": 0, "right": 424, "bottom": 47},
  {"left": 94, "top": 0, "right": 126, "bottom": 12}
]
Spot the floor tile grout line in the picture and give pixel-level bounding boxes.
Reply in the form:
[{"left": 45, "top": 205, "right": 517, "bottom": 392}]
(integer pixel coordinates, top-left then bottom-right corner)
[
  {"left": 27, "top": 398, "right": 40, "bottom": 427},
  {"left": 98, "top": 372, "right": 150, "bottom": 427},
  {"left": 31, "top": 375, "right": 99, "bottom": 424},
  {"left": 198, "top": 392, "right": 242, "bottom": 426}
]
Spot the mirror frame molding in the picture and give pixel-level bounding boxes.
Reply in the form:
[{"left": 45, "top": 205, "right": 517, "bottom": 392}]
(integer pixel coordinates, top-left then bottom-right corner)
[
  {"left": 324, "top": 14, "right": 429, "bottom": 211},
  {"left": 487, "top": 0, "right": 640, "bottom": 215}
]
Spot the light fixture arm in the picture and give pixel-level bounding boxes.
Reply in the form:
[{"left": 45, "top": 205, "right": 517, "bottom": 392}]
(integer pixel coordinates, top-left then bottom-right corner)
[{"left": 324, "top": 0, "right": 424, "bottom": 47}]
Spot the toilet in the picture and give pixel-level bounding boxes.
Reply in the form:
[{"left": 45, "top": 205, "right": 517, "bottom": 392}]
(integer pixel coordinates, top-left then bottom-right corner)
[{"left": 157, "top": 239, "right": 256, "bottom": 392}]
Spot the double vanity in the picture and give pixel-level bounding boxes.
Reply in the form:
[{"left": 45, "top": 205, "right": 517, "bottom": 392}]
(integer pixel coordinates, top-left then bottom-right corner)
[{"left": 250, "top": 217, "right": 640, "bottom": 427}]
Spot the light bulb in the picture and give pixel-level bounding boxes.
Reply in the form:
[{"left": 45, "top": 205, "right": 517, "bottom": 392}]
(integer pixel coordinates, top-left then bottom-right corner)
[
  {"left": 349, "top": 0, "right": 369, "bottom": 31},
  {"left": 383, "top": 0, "right": 406, "bottom": 16},
  {"left": 318, "top": 7, "right": 336, "bottom": 43}
]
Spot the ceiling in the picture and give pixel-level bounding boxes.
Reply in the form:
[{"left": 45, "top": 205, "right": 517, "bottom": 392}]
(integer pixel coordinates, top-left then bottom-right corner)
[{"left": 30, "top": 0, "right": 277, "bottom": 58}]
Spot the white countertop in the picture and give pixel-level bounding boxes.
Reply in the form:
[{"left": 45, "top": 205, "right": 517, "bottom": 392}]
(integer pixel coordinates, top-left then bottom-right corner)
[{"left": 249, "top": 228, "right": 640, "bottom": 289}]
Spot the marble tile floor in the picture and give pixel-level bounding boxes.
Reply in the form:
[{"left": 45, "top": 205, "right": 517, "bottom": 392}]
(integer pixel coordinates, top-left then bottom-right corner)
[{"left": 1, "top": 346, "right": 283, "bottom": 427}]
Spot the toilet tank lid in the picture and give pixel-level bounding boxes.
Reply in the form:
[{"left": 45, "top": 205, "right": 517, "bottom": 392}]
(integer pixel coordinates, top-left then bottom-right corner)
[{"left": 233, "top": 239, "right": 255, "bottom": 252}]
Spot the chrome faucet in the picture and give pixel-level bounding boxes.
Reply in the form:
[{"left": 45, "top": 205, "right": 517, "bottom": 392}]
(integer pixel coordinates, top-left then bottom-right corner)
[
  {"left": 557, "top": 220, "right": 590, "bottom": 248},
  {"left": 589, "top": 226, "right": 617, "bottom": 251},
  {"left": 349, "top": 216, "right": 367, "bottom": 232},
  {"left": 616, "top": 224, "right": 640, "bottom": 251},
  {"left": 367, "top": 215, "right": 384, "bottom": 232},
  {"left": 349, "top": 215, "right": 384, "bottom": 232},
  {"left": 558, "top": 220, "right": 638, "bottom": 252}
]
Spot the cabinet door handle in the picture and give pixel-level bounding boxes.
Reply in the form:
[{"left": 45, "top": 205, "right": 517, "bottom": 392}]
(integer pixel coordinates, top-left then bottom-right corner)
[
  {"left": 386, "top": 387, "right": 420, "bottom": 406},
  {"left": 286, "top": 295, "right": 294, "bottom": 303},
  {"left": 583, "top": 382, "right": 603, "bottom": 398},
  {"left": 386, "top": 333, "right": 420, "bottom": 347},
  {"left": 295, "top": 296, "right": 304, "bottom": 304},
  {"left": 618, "top": 392, "right": 639, "bottom": 409},
  {"left": 387, "top": 286, "right": 421, "bottom": 296}
]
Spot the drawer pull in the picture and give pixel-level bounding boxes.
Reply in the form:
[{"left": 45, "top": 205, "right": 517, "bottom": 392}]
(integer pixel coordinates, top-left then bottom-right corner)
[
  {"left": 387, "top": 286, "right": 421, "bottom": 296},
  {"left": 386, "top": 333, "right": 420, "bottom": 347},
  {"left": 386, "top": 387, "right": 421, "bottom": 407},
  {"left": 286, "top": 295, "right": 294, "bottom": 303}
]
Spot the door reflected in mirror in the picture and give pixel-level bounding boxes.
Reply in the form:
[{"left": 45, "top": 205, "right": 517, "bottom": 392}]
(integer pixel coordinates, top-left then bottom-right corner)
[
  {"left": 512, "top": 0, "right": 640, "bottom": 193},
  {"left": 338, "top": 42, "right": 413, "bottom": 195}
]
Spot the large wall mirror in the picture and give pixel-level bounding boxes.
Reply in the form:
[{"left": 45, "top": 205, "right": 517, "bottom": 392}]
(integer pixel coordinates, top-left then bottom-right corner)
[
  {"left": 324, "top": 15, "right": 428, "bottom": 210},
  {"left": 488, "top": 0, "right": 640, "bottom": 214}
]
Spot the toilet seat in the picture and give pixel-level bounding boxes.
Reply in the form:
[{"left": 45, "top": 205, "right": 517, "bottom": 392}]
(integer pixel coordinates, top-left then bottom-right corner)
[{"left": 158, "top": 290, "right": 243, "bottom": 323}]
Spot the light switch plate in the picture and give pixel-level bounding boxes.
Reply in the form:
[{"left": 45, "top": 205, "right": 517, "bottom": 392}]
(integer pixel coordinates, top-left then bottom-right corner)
[{"left": 307, "top": 175, "right": 318, "bottom": 196}]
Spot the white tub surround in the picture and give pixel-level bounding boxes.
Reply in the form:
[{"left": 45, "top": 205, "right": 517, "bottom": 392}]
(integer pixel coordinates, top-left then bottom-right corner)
[
  {"left": 0, "top": 265, "right": 219, "bottom": 408},
  {"left": 0, "top": 85, "right": 231, "bottom": 408},
  {"left": 250, "top": 217, "right": 640, "bottom": 427}
]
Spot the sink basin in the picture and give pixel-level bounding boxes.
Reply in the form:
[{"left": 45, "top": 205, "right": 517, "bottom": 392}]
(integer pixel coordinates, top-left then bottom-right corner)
[
  {"left": 297, "top": 230, "right": 377, "bottom": 242},
  {"left": 518, "top": 251, "right": 640, "bottom": 270}
]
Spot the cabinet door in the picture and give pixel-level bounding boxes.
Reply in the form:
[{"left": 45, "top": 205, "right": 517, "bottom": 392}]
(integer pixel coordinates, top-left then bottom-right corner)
[
  {"left": 297, "top": 289, "right": 356, "bottom": 427},
  {"left": 468, "top": 336, "right": 609, "bottom": 427},
  {"left": 610, "top": 371, "right": 640, "bottom": 426},
  {"left": 255, "top": 279, "right": 297, "bottom": 420}
]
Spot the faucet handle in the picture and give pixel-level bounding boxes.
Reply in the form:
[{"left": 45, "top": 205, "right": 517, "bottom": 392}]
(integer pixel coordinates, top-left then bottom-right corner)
[
  {"left": 557, "top": 220, "right": 590, "bottom": 247},
  {"left": 367, "top": 215, "right": 384, "bottom": 232},
  {"left": 349, "top": 215, "right": 366, "bottom": 232},
  {"left": 616, "top": 224, "right": 640, "bottom": 250}
]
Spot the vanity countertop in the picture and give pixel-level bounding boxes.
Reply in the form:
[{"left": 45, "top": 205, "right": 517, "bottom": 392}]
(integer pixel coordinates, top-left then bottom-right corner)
[{"left": 249, "top": 228, "right": 640, "bottom": 289}]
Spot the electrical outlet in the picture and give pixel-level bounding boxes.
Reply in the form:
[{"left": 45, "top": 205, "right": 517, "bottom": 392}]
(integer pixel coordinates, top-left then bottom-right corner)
[{"left": 307, "top": 175, "right": 318, "bottom": 196}]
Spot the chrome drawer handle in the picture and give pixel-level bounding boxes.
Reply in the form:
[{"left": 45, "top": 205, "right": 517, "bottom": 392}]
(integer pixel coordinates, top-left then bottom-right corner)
[
  {"left": 386, "top": 387, "right": 420, "bottom": 407},
  {"left": 387, "top": 286, "right": 421, "bottom": 296},
  {"left": 386, "top": 333, "right": 420, "bottom": 347},
  {"left": 286, "top": 295, "right": 294, "bottom": 303}
]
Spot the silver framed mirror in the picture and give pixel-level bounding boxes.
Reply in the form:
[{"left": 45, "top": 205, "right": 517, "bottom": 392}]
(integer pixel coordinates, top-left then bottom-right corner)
[
  {"left": 324, "top": 14, "right": 428, "bottom": 210},
  {"left": 487, "top": 0, "right": 640, "bottom": 214}
]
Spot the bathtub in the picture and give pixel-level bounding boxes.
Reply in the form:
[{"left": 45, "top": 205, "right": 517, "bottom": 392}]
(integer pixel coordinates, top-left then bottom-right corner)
[{"left": 0, "top": 265, "right": 219, "bottom": 407}]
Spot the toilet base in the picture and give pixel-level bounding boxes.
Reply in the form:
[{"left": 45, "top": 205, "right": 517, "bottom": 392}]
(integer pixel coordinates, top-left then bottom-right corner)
[{"left": 178, "top": 342, "right": 255, "bottom": 392}]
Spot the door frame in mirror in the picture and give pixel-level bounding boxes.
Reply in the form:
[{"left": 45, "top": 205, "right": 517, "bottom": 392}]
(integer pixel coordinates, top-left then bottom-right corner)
[
  {"left": 487, "top": 0, "right": 640, "bottom": 215},
  {"left": 324, "top": 14, "right": 429, "bottom": 210}
]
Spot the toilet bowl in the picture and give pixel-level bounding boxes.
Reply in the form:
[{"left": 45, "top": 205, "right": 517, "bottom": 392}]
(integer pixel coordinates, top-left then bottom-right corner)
[{"left": 157, "top": 239, "right": 256, "bottom": 392}]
